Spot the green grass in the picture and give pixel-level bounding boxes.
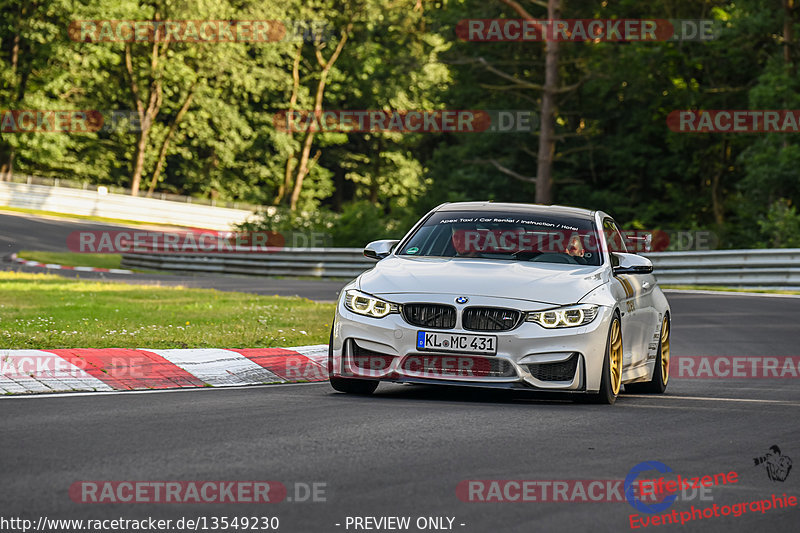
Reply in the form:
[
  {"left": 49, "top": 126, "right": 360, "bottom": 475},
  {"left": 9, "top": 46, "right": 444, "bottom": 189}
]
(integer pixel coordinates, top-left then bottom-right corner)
[
  {"left": 662, "top": 285, "right": 800, "bottom": 295},
  {"left": 0, "top": 271, "right": 334, "bottom": 349},
  {"left": 18, "top": 250, "right": 123, "bottom": 270},
  {"left": 0, "top": 205, "right": 190, "bottom": 228}
]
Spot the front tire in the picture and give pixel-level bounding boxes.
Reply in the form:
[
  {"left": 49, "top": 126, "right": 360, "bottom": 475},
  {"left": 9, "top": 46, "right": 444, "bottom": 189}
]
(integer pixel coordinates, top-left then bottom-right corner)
[
  {"left": 582, "top": 313, "right": 623, "bottom": 405},
  {"left": 625, "top": 315, "right": 670, "bottom": 394},
  {"left": 328, "top": 327, "right": 379, "bottom": 395}
]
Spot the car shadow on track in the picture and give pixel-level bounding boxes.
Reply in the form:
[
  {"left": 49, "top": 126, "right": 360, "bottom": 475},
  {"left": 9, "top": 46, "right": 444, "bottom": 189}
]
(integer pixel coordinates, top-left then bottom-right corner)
[{"left": 325, "top": 382, "right": 629, "bottom": 406}]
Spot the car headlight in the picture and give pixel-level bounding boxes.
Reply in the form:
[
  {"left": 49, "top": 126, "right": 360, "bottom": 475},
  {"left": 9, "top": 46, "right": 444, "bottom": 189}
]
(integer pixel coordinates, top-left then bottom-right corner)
[
  {"left": 343, "top": 289, "right": 399, "bottom": 318},
  {"left": 526, "top": 304, "right": 599, "bottom": 328}
]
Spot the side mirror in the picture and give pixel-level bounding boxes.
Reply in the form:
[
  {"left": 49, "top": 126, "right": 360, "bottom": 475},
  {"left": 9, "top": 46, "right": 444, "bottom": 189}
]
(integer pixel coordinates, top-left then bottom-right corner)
[
  {"left": 612, "top": 252, "right": 653, "bottom": 275},
  {"left": 364, "top": 239, "right": 399, "bottom": 260}
]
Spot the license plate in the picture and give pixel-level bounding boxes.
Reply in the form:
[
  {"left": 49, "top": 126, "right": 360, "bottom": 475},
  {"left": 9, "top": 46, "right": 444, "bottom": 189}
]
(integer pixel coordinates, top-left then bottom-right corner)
[{"left": 416, "top": 331, "right": 497, "bottom": 355}]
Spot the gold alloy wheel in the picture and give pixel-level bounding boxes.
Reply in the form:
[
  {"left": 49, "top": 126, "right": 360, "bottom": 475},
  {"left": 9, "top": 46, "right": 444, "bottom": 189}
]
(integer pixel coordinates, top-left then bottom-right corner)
[
  {"left": 610, "top": 318, "right": 623, "bottom": 395},
  {"left": 660, "top": 317, "right": 670, "bottom": 385}
]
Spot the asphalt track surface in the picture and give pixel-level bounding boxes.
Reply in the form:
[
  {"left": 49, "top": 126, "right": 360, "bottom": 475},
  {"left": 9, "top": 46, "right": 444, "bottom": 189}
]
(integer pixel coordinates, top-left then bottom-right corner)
[
  {"left": 3, "top": 294, "right": 800, "bottom": 532},
  {"left": 2, "top": 212, "right": 799, "bottom": 532},
  {"left": 0, "top": 211, "right": 134, "bottom": 253},
  {"left": 0, "top": 212, "right": 346, "bottom": 300}
]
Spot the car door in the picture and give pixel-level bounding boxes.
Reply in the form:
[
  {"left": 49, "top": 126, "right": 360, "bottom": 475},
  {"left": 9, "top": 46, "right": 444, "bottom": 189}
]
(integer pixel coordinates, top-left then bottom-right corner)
[
  {"left": 623, "top": 250, "right": 661, "bottom": 367},
  {"left": 618, "top": 226, "right": 661, "bottom": 368},
  {"left": 603, "top": 218, "right": 647, "bottom": 370}
]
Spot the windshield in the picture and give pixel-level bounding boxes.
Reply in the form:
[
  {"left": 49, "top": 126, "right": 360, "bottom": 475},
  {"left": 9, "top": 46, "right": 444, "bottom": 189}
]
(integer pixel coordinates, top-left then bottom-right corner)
[{"left": 398, "top": 210, "right": 603, "bottom": 266}]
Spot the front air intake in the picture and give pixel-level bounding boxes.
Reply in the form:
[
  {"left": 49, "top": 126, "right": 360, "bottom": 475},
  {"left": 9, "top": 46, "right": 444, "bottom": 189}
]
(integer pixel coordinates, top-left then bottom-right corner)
[
  {"left": 462, "top": 307, "right": 522, "bottom": 331},
  {"left": 527, "top": 353, "right": 580, "bottom": 381},
  {"left": 402, "top": 304, "right": 457, "bottom": 329}
]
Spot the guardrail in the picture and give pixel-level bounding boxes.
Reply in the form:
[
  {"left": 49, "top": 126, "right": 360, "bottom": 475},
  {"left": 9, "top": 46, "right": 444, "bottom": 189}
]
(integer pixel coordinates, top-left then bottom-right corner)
[
  {"left": 0, "top": 180, "right": 266, "bottom": 230},
  {"left": 121, "top": 248, "right": 375, "bottom": 278},
  {"left": 120, "top": 247, "right": 800, "bottom": 287},
  {"left": 3, "top": 173, "right": 263, "bottom": 210},
  {"left": 643, "top": 249, "right": 800, "bottom": 287}
]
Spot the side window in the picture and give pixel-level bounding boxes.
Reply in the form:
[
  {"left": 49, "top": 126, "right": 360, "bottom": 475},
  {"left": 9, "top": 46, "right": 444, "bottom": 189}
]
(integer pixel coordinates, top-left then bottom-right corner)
[{"left": 603, "top": 218, "right": 628, "bottom": 253}]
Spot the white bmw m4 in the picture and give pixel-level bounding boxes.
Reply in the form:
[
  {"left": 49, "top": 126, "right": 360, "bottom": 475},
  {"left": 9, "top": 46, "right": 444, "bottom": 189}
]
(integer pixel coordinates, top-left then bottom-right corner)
[{"left": 328, "top": 202, "right": 671, "bottom": 404}]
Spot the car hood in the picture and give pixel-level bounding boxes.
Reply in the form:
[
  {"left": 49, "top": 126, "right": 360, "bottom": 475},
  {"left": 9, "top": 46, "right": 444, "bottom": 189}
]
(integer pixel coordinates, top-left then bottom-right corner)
[{"left": 358, "top": 256, "right": 607, "bottom": 305}]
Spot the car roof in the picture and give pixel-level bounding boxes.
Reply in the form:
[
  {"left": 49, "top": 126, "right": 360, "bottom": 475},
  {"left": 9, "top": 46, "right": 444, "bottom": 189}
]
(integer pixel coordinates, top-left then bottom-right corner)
[{"left": 435, "top": 202, "right": 597, "bottom": 219}]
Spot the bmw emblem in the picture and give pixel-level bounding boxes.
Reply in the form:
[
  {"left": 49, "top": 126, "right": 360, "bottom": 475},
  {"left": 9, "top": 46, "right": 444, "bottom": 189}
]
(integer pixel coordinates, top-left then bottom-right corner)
[{"left": 455, "top": 296, "right": 469, "bottom": 304}]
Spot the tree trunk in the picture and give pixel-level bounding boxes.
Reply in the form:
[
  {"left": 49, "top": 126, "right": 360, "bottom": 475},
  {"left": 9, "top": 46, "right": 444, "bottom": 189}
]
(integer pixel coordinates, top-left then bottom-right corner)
[
  {"left": 783, "top": 0, "right": 795, "bottom": 150},
  {"left": 130, "top": 129, "right": 149, "bottom": 197},
  {"left": 276, "top": 156, "right": 296, "bottom": 205},
  {"left": 369, "top": 138, "right": 382, "bottom": 204},
  {"left": 0, "top": 152, "right": 15, "bottom": 181},
  {"left": 535, "top": 0, "right": 561, "bottom": 205},
  {"left": 2, "top": 22, "right": 22, "bottom": 180},
  {"left": 124, "top": 30, "right": 165, "bottom": 196},
  {"left": 275, "top": 45, "right": 304, "bottom": 205},
  {"left": 288, "top": 24, "right": 352, "bottom": 211},
  {"left": 146, "top": 84, "right": 196, "bottom": 196},
  {"left": 369, "top": 178, "right": 379, "bottom": 204},
  {"left": 784, "top": 0, "right": 795, "bottom": 72},
  {"left": 333, "top": 169, "right": 344, "bottom": 211},
  {"left": 289, "top": 131, "right": 318, "bottom": 210},
  {"left": 710, "top": 141, "right": 728, "bottom": 227},
  {"left": 11, "top": 34, "right": 20, "bottom": 73}
]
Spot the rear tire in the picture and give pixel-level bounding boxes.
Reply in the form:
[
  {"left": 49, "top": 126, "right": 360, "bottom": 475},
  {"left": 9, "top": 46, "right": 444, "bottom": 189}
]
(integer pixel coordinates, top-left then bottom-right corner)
[
  {"left": 581, "top": 313, "right": 623, "bottom": 405},
  {"left": 328, "top": 327, "right": 379, "bottom": 395},
  {"left": 625, "top": 315, "right": 670, "bottom": 394}
]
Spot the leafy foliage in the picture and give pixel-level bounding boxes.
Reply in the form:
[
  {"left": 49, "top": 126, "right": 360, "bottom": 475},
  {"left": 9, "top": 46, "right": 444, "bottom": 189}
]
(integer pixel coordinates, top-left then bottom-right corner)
[{"left": 2, "top": 0, "right": 799, "bottom": 247}]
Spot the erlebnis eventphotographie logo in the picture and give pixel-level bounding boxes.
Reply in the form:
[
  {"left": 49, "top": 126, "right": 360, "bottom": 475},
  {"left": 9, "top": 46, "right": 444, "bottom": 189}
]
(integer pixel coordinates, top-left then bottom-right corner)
[{"left": 753, "top": 445, "right": 793, "bottom": 482}]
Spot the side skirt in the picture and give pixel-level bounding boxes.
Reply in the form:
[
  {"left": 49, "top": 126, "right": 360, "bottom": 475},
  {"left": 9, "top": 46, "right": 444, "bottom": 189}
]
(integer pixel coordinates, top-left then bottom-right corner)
[{"left": 621, "top": 359, "right": 655, "bottom": 384}]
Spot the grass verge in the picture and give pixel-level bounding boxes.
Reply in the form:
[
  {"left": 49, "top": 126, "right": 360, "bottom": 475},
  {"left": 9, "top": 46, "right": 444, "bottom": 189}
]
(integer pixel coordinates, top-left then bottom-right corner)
[
  {"left": 662, "top": 285, "right": 800, "bottom": 295},
  {"left": 0, "top": 272, "right": 334, "bottom": 349},
  {"left": 18, "top": 250, "right": 123, "bottom": 270}
]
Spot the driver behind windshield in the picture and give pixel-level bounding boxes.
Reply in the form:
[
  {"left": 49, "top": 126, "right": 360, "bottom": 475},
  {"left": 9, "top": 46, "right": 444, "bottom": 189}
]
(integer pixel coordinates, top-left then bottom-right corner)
[{"left": 399, "top": 211, "right": 601, "bottom": 266}]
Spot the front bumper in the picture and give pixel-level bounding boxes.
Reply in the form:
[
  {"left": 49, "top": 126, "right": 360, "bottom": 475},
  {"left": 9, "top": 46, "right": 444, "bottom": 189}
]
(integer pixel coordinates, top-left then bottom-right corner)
[{"left": 331, "top": 295, "right": 615, "bottom": 393}]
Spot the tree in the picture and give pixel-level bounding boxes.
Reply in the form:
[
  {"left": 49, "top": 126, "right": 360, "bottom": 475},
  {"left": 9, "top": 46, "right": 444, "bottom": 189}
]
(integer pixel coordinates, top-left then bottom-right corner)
[
  {"left": 499, "top": 0, "right": 561, "bottom": 204},
  {"left": 0, "top": 0, "right": 79, "bottom": 180},
  {"left": 286, "top": 20, "right": 352, "bottom": 211}
]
